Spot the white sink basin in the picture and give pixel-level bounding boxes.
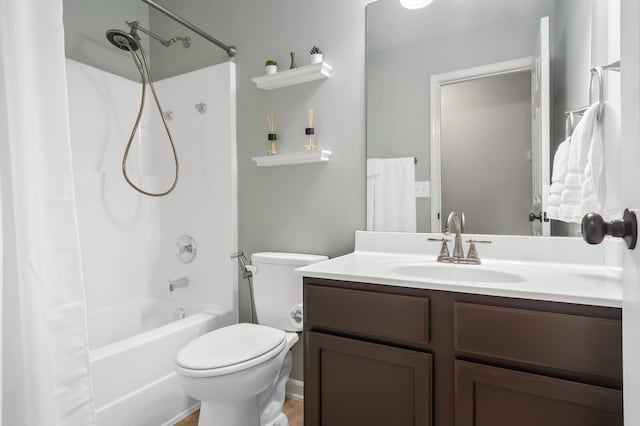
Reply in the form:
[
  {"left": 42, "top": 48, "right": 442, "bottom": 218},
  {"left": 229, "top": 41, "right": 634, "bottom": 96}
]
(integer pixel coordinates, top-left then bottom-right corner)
[{"left": 389, "top": 263, "right": 526, "bottom": 284}]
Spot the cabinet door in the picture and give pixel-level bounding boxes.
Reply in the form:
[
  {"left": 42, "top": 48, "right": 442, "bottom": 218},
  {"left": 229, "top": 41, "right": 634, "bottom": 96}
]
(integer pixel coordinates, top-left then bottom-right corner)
[
  {"left": 305, "top": 331, "right": 432, "bottom": 426},
  {"left": 455, "top": 360, "right": 623, "bottom": 426}
]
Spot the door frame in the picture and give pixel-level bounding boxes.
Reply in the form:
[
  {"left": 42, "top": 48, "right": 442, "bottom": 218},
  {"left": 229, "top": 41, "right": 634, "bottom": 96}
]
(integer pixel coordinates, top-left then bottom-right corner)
[{"left": 429, "top": 57, "right": 533, "bottom": 232}]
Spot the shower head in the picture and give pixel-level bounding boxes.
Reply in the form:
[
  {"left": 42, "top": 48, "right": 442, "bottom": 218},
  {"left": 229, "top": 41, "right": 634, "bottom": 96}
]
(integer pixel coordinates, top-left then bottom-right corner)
[{"left": 105, "top": 29, "right": 140, "bottom": 51}]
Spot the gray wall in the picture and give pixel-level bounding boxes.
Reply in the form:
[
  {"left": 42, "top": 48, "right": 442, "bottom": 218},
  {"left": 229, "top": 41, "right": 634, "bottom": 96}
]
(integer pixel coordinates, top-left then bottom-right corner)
[
  {"left": 63, "top": 0, "right": 150, "bottom": 81},
  {"left": 149, "top": 0, "right": 369, "bottom": 381},
  {"left": 367, "top": 4, "right": 555, "bottom": 232},
  {"left": 441, "top": 72, "right": 533, "bottom": 235}
]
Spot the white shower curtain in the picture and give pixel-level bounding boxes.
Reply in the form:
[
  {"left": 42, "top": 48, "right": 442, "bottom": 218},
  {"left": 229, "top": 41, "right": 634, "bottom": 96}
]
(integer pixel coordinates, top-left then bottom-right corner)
[{"left": 0, "top": 0, "right": 96, "bottom": 424}]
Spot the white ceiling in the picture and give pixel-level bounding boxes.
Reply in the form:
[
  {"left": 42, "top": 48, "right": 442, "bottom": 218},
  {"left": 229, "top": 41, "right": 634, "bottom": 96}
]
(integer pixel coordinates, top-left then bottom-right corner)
[{"left": 367, "top": 0, "right": 557, "bottom": 52}]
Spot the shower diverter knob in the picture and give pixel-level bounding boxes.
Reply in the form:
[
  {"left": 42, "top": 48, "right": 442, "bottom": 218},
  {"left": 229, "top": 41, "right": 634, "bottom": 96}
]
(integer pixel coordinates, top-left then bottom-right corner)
[{"left": 176, "top": 235, "right": 197, "bottom": 263}]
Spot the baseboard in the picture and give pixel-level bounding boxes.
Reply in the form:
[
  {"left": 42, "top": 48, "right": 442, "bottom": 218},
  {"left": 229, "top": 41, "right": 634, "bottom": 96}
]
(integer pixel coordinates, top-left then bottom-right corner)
[
  {"left": 286, "top": 378, "right": 304, "bottom": 400},
  {"left": 161, "top": 402, "right": 200, "bottom": 426}
]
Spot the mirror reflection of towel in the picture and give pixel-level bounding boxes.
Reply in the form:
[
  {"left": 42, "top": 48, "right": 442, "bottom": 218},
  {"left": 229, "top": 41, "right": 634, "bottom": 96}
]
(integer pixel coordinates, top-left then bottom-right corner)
[
  {"left": 546, "top": 137, "right": 570, "bottom": 220},
  {"left": 366, "top": 157, "right": 416, "bottom": 232},
  {"left": 558, "top": 103, "right": 600, "bottom": 223}
]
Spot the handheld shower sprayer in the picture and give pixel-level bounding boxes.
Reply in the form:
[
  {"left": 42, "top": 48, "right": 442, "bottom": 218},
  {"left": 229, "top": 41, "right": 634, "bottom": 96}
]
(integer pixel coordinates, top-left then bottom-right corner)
[{"left": 230, "top": 252, "right": 254, "bottom": 279}]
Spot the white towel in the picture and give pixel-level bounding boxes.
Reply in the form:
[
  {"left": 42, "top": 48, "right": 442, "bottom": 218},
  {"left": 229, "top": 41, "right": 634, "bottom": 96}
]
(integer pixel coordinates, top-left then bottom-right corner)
[
  {"left": 546, "top": 137, "right": 570, "bottom": 220},
  {"left": 580, "top": 111, "right": 605, "bottom": 215},
  {"left": 558, "top": 103, "right": 599, "bottom": 222},
  {"left": 366, "top": 157, "right": 416, "bottom": 232}
]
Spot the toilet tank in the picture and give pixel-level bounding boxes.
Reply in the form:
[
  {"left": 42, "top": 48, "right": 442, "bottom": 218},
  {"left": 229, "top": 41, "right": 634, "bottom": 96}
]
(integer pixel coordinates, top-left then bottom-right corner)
[{"left": 251, "top": 252, "right": 328, "bottom": 332}]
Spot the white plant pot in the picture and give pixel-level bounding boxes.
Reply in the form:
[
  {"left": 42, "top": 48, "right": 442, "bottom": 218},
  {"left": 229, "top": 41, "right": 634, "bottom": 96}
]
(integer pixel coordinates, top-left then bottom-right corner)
[
  {"left": 310, "top": 53, "right": 323, "bottom": 64},
  {"left": 265, "top": 65, "right": 277, "bottom": 75}
]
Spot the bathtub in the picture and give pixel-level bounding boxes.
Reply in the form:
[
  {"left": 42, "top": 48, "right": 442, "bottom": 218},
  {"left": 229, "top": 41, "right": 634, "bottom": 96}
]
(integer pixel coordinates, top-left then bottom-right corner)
[{"left": 88, "top": 299, "right": 234, "bottom": 426}]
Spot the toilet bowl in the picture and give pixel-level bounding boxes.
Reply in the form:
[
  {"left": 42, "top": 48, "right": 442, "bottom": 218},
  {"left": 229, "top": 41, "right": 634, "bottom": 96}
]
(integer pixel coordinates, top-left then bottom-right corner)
[
  {"left": 175, "top": 252, "right": 328, "bottom": 426},
  {"left": 177, "top": 323, "right": 298, "bottom": 426}
]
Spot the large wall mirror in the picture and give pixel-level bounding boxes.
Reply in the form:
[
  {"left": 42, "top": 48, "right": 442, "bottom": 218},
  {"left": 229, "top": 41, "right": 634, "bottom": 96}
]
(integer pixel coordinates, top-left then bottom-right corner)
[{"left": 366, "top": 0, "right": 621, "bottom": 237}]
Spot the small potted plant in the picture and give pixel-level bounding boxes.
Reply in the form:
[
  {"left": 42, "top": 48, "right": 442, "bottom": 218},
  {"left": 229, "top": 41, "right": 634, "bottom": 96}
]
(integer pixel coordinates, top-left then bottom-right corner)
[
  {"left": 264, "top": 59, "right": 278, "bottom": 75},
  {"left": 309, "top": 46, "right": 323, "bottom": 64}
]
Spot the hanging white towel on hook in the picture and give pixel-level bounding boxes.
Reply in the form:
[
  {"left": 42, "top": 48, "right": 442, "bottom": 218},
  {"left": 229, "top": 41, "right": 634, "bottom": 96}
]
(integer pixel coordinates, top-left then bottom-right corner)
[
  {"left": 366, "top": 157, "right": 417, "bottom": 232},
  {"left": 580, "top": 112, "right": 605, "bottom": 215},
  {"left": 546, "top": 137, "right": 570, "bottom": 220},
  {"left": 558, "top": 103, "right": 599, "bottom": 222}
]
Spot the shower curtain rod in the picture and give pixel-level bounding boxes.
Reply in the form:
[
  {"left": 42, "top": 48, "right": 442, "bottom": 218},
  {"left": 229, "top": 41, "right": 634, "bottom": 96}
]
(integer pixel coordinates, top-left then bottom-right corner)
[{"left": 141, "top": 0, "right": 236, "bottom": 57}]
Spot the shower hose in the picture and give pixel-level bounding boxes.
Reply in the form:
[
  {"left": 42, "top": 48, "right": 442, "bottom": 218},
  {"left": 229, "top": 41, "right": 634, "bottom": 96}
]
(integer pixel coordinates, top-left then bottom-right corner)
[{"left": 122, "top": 39, "right": 179, "bottom": 197}]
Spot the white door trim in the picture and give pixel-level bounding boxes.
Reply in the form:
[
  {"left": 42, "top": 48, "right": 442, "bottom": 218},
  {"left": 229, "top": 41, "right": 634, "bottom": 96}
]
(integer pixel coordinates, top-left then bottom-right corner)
[
  {"left": 620, "top": 0, "right": 640, "bottom": 423},
  {"left": 429, "top": 57, "right": 533, "bottom": 232}
]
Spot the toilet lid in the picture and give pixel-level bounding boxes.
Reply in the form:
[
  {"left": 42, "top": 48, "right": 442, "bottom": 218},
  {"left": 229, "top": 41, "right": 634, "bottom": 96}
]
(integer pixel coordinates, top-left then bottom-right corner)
[{"left": 176, "top": 323, "right": 286, "bottom": 370}]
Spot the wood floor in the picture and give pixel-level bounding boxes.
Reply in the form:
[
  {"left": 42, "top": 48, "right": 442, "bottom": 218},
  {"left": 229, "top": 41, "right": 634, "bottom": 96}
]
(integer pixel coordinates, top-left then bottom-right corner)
[{"left": 175, "top": 398, "right": 303, "bottom": 426}]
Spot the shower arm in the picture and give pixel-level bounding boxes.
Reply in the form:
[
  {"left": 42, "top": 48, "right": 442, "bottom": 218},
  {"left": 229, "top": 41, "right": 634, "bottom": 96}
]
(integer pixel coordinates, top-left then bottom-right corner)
[
  {"left": 141, "top": 0, "right": 236, "bottom": 57},
  {"left": 126, "top": 20, "right": 190, "bottom": 48}
]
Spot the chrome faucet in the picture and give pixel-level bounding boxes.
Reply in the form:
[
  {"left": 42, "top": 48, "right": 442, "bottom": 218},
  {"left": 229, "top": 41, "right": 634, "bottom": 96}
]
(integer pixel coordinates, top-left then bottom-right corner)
[
  {"left": 169, "top": 276, "right": 189, "bottom": 291},
  {"left": 446, "top": 212, "right": 465, "bottom": 259},
  {"left": 429, "top": 212, "right": 491, "bottom": 264}
]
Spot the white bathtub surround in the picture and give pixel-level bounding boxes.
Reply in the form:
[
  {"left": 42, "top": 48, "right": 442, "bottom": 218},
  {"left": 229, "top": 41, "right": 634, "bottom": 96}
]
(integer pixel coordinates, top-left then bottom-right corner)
[
  {"left": 66, "top": 60, "right": 237, "bottom": 424},
  {"left": 0, "top": 1, "right": 95, "bottom": 423},
  {"left": 66, "top": 60, "right": 238, "bottom": 316},
  {"left": 296, "top": 231, "right": 623, "bottom": 308}
]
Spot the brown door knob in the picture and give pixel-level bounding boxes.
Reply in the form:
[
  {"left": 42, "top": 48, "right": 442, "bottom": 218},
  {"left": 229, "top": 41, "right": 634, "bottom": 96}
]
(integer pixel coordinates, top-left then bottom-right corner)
[{"left": 581, "top": 209, "right": 637, "bottom": 249}]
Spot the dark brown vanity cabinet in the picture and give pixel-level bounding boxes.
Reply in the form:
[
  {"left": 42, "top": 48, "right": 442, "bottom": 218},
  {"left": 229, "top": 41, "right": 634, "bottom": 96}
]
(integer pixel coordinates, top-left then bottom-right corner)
[
  {"left": 304, "top": 283, "right": 433, "bottom": 426},
  {"left": 304, "top": 278, "right": 623, "bottom": 426}
]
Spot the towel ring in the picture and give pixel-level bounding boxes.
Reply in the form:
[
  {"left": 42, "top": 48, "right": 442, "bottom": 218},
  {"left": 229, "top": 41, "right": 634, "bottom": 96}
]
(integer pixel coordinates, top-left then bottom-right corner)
[
  {"left": 564, "top": 112, "right": 573, "bottom": 140},
  {"left": 564, "top": 112, "right": 574, "bottom": 139},
  {"left": 589, "top": 66, "right": 605, "bottom": 120},
  {"left": 564, "top": 110, "right": 581, "bottom": 138}
]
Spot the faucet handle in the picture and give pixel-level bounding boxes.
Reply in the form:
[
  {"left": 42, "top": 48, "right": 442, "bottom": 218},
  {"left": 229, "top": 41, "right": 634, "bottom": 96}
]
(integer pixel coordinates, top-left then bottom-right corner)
[
  {"left": 428, "top": 237, "right": 451, "bottom": 260},
  {"left": 465, "top": 239, "right": 491, "bottom": 262},
  {"left": 466, "top": 239, "right": 492, "bottom": 244}
]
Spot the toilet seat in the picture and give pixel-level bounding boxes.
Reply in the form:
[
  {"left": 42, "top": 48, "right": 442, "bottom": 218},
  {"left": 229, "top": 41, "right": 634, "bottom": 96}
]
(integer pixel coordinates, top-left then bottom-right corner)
[{"left": 176, "top": 323, "right": 287, "bottom": 378}]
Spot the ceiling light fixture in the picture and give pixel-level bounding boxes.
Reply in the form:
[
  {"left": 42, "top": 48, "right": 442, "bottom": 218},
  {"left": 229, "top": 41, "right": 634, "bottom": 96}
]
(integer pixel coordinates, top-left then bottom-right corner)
[{"left": 400, "top": 0, "right": 434, "bottom": 9}]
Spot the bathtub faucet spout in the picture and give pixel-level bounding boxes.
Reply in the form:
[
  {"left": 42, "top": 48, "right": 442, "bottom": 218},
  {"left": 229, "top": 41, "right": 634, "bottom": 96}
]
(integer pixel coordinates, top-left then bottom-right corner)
[{"left": 169, "top": 276, "right": 189, "bottom": 292}]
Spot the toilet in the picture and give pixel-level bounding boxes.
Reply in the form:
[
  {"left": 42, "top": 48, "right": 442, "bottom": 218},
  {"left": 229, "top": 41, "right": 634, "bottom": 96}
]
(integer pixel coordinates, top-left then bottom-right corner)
[{"left": 175, "top": 252, "right": 328, "bottom": 426}]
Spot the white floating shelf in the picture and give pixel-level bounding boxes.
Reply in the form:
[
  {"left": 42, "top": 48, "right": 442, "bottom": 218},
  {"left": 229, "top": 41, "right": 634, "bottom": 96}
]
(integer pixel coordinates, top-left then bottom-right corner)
[
  {"left": 252, "top": 62, "right": 333, "bottom": 90},
  {"left": 252, "top": 150, "right": 332, "bottom": 167}
]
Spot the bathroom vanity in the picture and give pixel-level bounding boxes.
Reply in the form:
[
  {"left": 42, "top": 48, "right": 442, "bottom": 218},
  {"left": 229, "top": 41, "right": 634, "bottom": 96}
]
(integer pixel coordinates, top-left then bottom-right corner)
[{"left": 298, "top": 232, "right": 623, "bottom": 426}]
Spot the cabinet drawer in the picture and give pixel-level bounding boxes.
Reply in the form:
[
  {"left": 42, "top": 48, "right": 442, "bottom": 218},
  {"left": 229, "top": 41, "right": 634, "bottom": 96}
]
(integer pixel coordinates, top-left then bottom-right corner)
[
  {"left": 305, "top": 284, "right": 430, "bottom": 347},
  {"left": 454, "top": 302, "right": 622, "bottom": 380},
  {"left": 455, "top": 360, "right": 623, "bottom": 426}
]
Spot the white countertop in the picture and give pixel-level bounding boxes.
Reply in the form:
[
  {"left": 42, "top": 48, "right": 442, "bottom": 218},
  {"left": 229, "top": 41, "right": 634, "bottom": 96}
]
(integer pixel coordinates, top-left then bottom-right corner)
[{"left": 295, "top": 232, "right": 623, "bottom": 308}]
